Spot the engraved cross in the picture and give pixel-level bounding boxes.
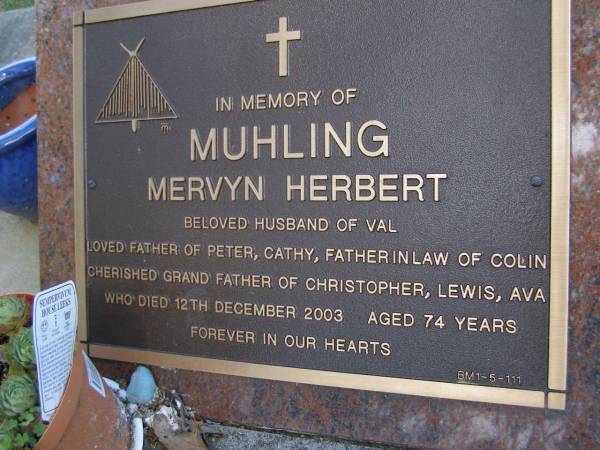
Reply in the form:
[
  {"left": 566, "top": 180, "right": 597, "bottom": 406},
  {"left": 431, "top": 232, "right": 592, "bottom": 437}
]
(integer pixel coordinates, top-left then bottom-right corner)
[{"left": 266, "top": 17, "right": 301, "bottom": 77}]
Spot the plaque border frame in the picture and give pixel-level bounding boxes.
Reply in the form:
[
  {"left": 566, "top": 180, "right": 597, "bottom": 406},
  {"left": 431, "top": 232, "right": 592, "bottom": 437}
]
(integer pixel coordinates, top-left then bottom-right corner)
[{"left": 73, "top": 0, "right": 571, "bottom": 410}]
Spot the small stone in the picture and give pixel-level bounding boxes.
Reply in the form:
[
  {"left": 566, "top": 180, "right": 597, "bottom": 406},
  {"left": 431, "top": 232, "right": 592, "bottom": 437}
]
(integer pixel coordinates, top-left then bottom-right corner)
[
  {"left": 126, "top": 366, "right": 157, "bottom": 404},
  {"left": 143, "top": 414, "right": 154, "bottom": 427},
  {"left": 151, "top": 413, "right": 208, "bottom": 450},
  {"left": 156, "top": 405, "right": 179, "bottom": 431}
]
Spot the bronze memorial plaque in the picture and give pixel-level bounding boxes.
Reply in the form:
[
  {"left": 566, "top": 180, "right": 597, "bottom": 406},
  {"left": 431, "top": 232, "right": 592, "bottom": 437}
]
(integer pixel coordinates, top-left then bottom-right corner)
[{"left": 74, "top": 0, "right": 570, "bottom": 409}]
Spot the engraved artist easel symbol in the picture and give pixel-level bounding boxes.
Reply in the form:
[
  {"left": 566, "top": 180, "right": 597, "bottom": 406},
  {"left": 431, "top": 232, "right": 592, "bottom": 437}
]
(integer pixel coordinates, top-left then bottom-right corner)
[{"left": 96, "top": 38, "right": 177, "bottom": 133}]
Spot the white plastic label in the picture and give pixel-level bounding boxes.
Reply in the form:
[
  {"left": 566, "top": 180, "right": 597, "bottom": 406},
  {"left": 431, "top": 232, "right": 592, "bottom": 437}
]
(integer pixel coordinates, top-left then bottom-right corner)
[
  {"left": 82, "top": 351, "right": 105, "bottom": 397},
  {"left": 32, "top": 281, "right": 78, "bottom": 422}
]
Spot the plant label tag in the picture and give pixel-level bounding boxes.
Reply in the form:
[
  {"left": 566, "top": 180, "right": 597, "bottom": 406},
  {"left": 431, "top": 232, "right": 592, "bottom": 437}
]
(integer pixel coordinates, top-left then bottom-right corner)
[
  {"left": 82, "top": 350, "right": 106, "bottom": 397},
  {"left": 32, "top": 281, "right": 78, "bottom": 422}
]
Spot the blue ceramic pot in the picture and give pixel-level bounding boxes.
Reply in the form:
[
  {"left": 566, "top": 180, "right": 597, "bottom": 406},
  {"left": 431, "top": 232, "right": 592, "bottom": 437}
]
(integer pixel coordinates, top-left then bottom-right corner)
[{"left": 0, "top": 57, "right": 37, "bottom": 221}]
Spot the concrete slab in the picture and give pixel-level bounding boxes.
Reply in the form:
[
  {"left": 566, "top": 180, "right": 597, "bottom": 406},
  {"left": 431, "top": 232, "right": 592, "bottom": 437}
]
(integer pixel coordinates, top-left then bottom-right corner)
[
  {"left": 205, "top": 423, "right": 383, "bottom": 450},
  {"left": 0, "top": 211, "right": 39, "bottom": 292},
  {"left": 0, "top": 6, "right": 35, "bottom": 67}
]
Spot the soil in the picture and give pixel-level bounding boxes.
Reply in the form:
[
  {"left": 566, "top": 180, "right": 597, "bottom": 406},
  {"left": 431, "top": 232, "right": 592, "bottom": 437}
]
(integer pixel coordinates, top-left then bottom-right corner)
[
  {"left": 0, "top": 84, "right": 36, "bottom": 133},
  {"left": 143, "top": 426, "right": 167, "bottom": 450}
]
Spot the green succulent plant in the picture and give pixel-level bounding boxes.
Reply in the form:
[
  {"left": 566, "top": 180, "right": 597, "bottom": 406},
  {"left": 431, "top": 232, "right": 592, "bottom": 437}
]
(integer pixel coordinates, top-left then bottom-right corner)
[
  {"left": 0, "top": 376, "right": 37, "bottom": 418},
  {"left": 0, "top": 421, "right": 13, "bottom": 450},
  {"left": 0, "top": 296, "right": 45, "bottom": 448},
  {"left": 6, "top": 329, "right": 35, "bottom": 372},
  {"left": 0, "top": 298, "right": 29, "bottom": 335},
  {"left": 0, "top": 406, "right": 45, "bottom": 450}
]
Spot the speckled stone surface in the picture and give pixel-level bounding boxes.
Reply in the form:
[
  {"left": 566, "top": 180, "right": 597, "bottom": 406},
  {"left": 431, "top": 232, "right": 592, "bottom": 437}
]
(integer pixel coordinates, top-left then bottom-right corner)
[{"left": 37, "top": 1, "right": 600, "bottom": 448}]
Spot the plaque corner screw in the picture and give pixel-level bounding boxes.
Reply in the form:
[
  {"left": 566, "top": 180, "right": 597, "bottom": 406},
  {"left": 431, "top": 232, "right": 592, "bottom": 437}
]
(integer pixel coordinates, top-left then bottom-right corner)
[
  {"left": 87, "top": 179, "right": 97, "bottom": 189},
  {"left": 530, "top": 176, "right": 543, "bottom": 187}
]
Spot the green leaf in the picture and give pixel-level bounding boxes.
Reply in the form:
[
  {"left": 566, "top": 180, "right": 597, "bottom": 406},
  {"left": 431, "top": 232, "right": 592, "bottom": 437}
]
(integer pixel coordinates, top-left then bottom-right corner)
[
  {"left": 0, "top": 298, "right": 30, "bottom": 335},
  {"left": 32, "top": 422, "right": 45, "bottom": 438},
  {"left": 0, "top": 420, "right": 14, "bottom": 450},
  {"left": 13, "top": 432, "right": 29, "bottom": 447},
  {"left": 1, "top": 419, "right": 18, "bottom": 431},
  {"left": 0, "top": 436, "right": 12, "bottom": 450},
  {"left": 0, "top": 375, "right": 37, "bottom": 417},
  {"left": 26, "top": 434, "right": 36, "bottom": 447},
  {"left": 7, "top": 329, "right": 35, "bottom": 372},
  {"left": 18, "top": 414, "right": 34, "bottom": 427}
]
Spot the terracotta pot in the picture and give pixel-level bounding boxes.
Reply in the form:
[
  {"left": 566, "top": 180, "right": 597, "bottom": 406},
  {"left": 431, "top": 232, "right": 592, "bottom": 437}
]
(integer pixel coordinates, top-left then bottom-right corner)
[
  {"left": 35, "top": 344, "right": 130, "bottom": 449},
  {"left": 0, "top": 293, "right": 130, "bottom": 449}
]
